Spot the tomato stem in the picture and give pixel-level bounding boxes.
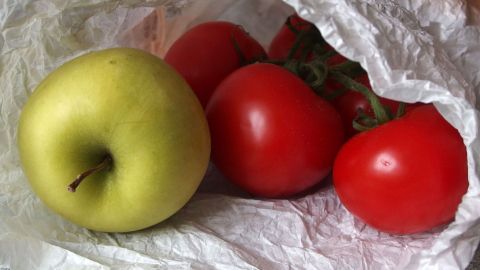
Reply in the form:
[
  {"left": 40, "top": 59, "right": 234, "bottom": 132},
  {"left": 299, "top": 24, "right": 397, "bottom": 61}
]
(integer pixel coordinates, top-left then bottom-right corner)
[
  {"left": 330, "top": 71, "right": 391, "bottom": 125},
  {"left": 330, "top": 60, "right": 364, "bottom": 78},
  {"left": 305, "top": 62, "right": 328, "bottom": 92},
  {"left": 286, "top": 29, "right": 309, "bottom": 61},
  {"left": 285, "top": 17, "right": 326, "bottom": 62},
  {"left": 314, "top": 49, "right": 337, "bottom": 62},
  {"left": 352, "top": 110, "right": 378, "bottom": 131},
  {"left": 283, "top": 59, "right": 301, "bottom": 75},
  {"left": 67, "top": 155, "right": 112, "bottom": 192},
  {"left": 352, "top": 119, "right": 374, "bottom": 132},
  {"left": 396, "top": 102, "right": 406, "bottom": 118}
]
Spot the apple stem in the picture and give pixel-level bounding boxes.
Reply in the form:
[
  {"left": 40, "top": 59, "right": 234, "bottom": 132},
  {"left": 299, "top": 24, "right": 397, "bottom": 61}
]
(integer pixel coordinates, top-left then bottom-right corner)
[{"left": 67, "top": 155, "right": 112, "bottom": 192}]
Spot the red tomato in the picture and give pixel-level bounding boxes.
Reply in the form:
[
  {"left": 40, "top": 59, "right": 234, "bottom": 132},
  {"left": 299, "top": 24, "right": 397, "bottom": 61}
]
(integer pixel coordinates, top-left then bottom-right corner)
[
  {"left": 165, "top": 21, "right": 266, "bottom": 108},
  {"left": 268, "top": 14, "right": 314, "bottom": 60},
  {"left": 333, "top": 105, "right": 468, "bottom": 234},
  {"left": 206, "top": 63, "right": 345, "bottom": 198}
]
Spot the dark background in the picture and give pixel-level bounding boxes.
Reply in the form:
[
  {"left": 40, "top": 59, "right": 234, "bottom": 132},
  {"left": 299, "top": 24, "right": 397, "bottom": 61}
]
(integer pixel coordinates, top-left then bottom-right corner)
[{"left": 467, "top": 245, "right": 480, "bottom": 269}]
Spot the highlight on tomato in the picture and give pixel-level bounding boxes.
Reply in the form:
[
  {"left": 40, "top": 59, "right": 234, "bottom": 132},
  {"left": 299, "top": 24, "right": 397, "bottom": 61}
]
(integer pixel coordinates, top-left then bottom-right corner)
[
  {"left": 171, "top": 15, "right": 469, "bottom": 236},
  {"left": 333, "top": 104, "right": 468, "bottom": 234},
  {"left": 206, "top": 63, "right": 345, "bottom": 198},
  {"left": 267, "top": 15, "right": 468, "bottom": 234}
]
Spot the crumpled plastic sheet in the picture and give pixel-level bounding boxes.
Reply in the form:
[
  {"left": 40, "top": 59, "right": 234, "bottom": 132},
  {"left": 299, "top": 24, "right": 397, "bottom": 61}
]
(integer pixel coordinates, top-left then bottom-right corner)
[{"left": 1, "top": 0, "right": 479, "bottom": 269}]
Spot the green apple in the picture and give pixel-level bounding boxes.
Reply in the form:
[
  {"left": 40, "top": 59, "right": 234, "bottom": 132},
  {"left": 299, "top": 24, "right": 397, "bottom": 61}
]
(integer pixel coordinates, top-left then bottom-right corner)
[{"left": 17, "top": 48, "right": 211, "bottom": 232}]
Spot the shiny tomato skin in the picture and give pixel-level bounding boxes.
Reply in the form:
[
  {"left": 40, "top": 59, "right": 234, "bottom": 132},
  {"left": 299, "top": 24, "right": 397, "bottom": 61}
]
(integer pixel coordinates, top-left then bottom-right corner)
[
  {"left": 333, "top": 105, "right": 468, "bottom": 234},
  {"left": 206, "top": 63, "right": 345, "bottom": 198},
  {"left": 165, "top": 21, "right": 266, "bottom": 108}
]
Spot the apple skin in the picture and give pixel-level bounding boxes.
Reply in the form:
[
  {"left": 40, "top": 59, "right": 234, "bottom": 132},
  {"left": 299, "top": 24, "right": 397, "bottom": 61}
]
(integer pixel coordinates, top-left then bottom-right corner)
[{"left": 17, "top": 48, "right": 211, "bottom": 232}]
